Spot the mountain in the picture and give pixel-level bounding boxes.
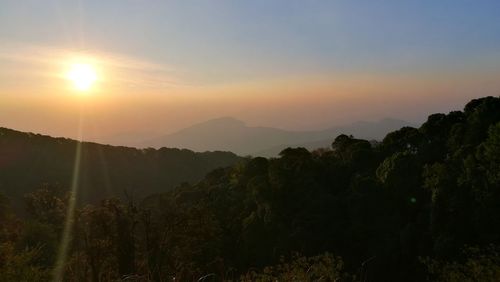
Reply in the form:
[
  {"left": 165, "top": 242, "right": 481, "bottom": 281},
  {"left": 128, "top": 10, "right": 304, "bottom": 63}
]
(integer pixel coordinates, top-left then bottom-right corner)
[
  {"left": 0, "top": 127, "right": 241, "bottom": 210},
  {"left": 140, "top": 117, "right": 414, "bottom": 156}
]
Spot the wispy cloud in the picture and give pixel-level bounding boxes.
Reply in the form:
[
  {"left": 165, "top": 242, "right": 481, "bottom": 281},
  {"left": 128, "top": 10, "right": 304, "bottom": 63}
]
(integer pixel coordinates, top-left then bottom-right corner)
[{"left": 0, "top": 41, "right": 182, "bottom": 90}]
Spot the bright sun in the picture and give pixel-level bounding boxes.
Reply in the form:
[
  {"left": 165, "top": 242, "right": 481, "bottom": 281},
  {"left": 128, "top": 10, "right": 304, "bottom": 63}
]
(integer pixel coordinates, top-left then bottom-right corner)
[{"left": 67, "top": 63, "right": 97, "bottom": 91}]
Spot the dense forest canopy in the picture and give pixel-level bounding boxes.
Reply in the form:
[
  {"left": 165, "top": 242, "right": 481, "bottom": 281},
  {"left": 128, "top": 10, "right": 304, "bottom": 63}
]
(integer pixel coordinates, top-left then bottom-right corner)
[{"left": 1, "top": 96, "right": 500, "bottom": 281}]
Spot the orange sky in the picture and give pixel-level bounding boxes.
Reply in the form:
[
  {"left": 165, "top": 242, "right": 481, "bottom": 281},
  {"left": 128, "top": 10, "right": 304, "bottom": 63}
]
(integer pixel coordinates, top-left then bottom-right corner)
[{"left": 2, "top": 58, "right": 498, "bottom": 144}]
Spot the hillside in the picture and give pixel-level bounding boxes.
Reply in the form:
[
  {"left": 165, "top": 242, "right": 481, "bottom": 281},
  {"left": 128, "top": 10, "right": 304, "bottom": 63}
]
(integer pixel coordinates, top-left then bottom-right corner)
[{"left": 0, "top": 128, "right": 241, "bottom": 209}]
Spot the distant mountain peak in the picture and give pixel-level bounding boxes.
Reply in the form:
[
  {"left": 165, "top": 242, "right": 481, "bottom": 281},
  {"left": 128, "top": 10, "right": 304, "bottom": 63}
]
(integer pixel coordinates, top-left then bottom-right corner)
[
  {"left": 203, "top": 116, "right": 245, "bottom": 125},
  {"left": 139, "top": 116, "right": 413, "bottom": 156}
]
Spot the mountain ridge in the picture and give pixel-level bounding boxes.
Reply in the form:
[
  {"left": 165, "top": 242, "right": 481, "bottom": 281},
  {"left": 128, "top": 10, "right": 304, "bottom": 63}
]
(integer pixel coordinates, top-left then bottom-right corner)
[{"left": 139, "top": 117, "right": 415, "bottom": 156}]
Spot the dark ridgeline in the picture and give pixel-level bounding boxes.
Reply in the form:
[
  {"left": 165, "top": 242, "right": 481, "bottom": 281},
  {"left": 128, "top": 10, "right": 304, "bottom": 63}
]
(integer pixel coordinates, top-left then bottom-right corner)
[
  {"left": 0, "top": 96, "right": 499, "bottom": 281},
  {"left": 0, "top": 129, "right": 241, "bottom": 210}
]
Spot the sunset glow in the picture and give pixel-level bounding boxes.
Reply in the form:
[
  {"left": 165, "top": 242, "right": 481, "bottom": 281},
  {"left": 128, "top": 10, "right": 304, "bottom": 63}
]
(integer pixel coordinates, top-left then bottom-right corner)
[{"left": 0, "top": 1, "right": 499, "bottom": 143}]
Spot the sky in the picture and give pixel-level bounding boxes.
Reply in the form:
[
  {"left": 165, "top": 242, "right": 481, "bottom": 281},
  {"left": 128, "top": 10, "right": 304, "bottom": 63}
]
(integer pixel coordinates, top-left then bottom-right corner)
[{"left": 1, "top": 0, "right": 500, "bottom": 142}]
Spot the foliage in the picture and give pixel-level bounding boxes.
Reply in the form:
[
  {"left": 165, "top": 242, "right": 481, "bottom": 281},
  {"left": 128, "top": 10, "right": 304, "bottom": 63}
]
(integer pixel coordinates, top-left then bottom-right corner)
[
  {"left": 241, "top": 253, "right": 351, "bottom": 282},
  {"left": 421, "top": 245, "right": 500, "bottom": 282},
  {"left": 0, "top": 243, "right": 50, "bottom": 281}
]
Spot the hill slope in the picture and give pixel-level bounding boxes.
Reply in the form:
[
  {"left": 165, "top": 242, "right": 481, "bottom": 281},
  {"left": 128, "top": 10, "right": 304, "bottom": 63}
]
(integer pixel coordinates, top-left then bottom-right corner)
[{"left": 0, "top": 128, "right": 241, "bottom": 209}]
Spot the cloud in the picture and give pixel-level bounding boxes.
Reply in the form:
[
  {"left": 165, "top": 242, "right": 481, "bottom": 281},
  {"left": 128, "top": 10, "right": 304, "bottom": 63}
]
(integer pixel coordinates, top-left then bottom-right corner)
[{"left": 0, "top": 41, "right": 182, "bottom": 90}]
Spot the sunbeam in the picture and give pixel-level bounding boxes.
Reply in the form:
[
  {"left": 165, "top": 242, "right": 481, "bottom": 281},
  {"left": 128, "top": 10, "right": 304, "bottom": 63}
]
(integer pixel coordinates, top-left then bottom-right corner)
[{"left": 52, "top": 107, "right": 84, "bottom": 282}]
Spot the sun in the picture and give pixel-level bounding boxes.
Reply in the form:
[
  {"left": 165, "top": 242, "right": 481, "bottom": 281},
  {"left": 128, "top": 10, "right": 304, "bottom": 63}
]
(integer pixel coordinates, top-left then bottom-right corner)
[{"left": 66, "top": 63, "right": 97, "bottom": 91}]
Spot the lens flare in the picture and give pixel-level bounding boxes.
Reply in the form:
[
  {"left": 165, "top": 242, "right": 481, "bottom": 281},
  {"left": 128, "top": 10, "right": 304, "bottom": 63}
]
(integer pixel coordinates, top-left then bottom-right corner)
[{"left": 52, "top": 109, "right": 84, "bottom": 281}]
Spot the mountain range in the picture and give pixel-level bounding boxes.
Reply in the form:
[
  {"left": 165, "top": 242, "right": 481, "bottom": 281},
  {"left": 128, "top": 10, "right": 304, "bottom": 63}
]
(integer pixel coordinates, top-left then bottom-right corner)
[{"left": 138, "top": 117, "right": 414, "bottom": 156}]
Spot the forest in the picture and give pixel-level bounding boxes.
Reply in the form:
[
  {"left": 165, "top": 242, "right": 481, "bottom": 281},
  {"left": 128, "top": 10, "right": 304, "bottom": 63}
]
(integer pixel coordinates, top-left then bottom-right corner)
[
  {"left": 0, "top": 130, "right": 240, "bottom": 212},
  {"left": 1, "top": 96, "right": 500, "bottom": 281}
]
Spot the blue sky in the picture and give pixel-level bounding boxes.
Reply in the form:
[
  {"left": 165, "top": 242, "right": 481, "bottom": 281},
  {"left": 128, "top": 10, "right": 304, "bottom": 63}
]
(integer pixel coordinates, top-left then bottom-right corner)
[{"left": 2, "top": 1, "right": 500, "bottom": 82}]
